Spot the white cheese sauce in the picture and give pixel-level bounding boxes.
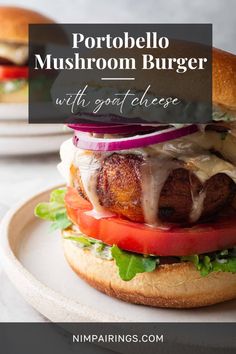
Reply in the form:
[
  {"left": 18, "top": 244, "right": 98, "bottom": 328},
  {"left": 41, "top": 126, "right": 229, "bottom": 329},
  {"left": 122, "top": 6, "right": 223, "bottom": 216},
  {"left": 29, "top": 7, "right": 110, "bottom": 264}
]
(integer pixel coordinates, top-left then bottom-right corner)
[
  {"left": 140, "top": 155, "right": 179, "bottom": 228},
  {"left": 57, "top": 138, "right": 75, "bottom": 184},
  {"left": 189, "top": 172, "right": 206, "bottom": 223},
  {"left": 0, "top": 42, "right": 28, "bottom": 65}
]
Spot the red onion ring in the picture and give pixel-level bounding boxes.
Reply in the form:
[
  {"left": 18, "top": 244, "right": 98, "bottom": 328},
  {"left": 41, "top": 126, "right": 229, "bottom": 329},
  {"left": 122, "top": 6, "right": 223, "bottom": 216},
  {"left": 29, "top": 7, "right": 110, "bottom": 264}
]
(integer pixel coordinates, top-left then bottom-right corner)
[
  {"left": 68, "top": 123, "right": 157, "bottom": 134},
  {"left": 72, "top": 125, "right": 199, "bottom": 151}
]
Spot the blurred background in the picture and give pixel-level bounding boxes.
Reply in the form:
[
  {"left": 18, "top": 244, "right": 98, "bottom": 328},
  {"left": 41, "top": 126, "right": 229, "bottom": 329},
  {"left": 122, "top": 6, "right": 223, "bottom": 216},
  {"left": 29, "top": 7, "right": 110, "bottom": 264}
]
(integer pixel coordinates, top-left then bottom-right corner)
[
  {"left": 1, "top": 0, "right": 235, "bottom": 53},
  {"left": 0, "top": 0, "right": 235, "bottom": 321}
]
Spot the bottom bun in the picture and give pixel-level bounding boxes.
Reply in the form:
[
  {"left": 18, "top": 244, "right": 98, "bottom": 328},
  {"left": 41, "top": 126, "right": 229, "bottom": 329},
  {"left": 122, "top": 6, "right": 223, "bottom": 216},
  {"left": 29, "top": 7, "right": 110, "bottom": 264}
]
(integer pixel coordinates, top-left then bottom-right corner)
[{"left": 63, "top": 238, "right": 236, "bottom": 308}]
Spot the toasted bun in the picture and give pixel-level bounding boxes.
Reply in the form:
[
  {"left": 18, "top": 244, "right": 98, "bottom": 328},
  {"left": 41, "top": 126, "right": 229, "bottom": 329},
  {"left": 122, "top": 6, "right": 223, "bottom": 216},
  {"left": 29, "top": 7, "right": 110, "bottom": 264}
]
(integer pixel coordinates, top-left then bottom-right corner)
[
  {"left": 213, "top": 48, "right": 236, "bottom": 111},
  {"left": 63, "top": 238, "right": 236, "bottom": 308},
  {"left": 0, "top": 6, "right": 54, "bottom": 44},
  {"left": 80, "top": 45, "right": 236, "bottom": 113},
  {"left": 0, "top": 83, "right": 28, "bottom": 103}
]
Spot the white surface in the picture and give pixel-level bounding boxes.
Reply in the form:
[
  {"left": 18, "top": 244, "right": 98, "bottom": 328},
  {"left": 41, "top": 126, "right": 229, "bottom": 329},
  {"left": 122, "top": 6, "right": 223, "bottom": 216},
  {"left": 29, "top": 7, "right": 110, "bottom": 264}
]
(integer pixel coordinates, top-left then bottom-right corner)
[
  {"left": 0, "top": 102, "right": 72, "bottom": 155},
  {"left": 0, "top": 0, "right": 234, "bottom": 325},
  {"left": 0, "top": 189, "right": 118, "bottom": 322},
  {"left": 0, "top": 0, "right": 235, "bottom": 53},
  {"left": 0, "top": 186, "right": 236, "bottom": 324}
]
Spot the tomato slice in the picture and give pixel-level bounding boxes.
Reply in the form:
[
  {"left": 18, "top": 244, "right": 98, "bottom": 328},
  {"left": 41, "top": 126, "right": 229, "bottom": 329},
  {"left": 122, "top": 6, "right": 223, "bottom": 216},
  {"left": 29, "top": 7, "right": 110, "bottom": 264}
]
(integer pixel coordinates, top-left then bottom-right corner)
[
  {"left": 0, "top": 65, "right": 28, "bottom": 80},
  {"left": 65, "top": 187, "right": 236, "bottom": 256}
]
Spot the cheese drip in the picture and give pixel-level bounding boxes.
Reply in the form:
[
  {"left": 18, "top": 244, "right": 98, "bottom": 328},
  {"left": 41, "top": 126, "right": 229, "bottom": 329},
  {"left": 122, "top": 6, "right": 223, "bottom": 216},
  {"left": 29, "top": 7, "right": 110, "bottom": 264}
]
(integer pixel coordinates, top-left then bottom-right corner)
[
  {"left": 73, "top": 148, "right": 114, "bottom": 219},
  {"left": 189, "top": 173, "right": 206, "bottom": 223},
  {"left": 141, "top": 156, "right": 179, "bottom": 227},
  {"left": 138, "top": 131, "right": 236, "bottom": 225}
]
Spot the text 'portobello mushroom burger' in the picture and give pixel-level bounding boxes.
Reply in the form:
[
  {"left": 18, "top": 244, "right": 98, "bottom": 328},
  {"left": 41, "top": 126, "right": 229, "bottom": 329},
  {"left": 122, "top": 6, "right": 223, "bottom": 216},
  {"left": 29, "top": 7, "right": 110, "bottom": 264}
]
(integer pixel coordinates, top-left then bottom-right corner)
[
  {"left": 36, "top": 47, "right": 236, "bottom": 309},
  {"left": 0, "top": 6, "right": 54, "bottom": 103}
]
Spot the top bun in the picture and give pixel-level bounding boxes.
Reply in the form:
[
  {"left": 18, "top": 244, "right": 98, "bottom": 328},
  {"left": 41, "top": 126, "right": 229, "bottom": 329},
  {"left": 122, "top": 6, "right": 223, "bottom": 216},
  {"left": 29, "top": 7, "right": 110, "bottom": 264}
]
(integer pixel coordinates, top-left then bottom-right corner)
[
  {"left": 0, "top": 6, "right": 55, "bottom": 44},
  {"left": 213, "top": 48, "right": 236, "bottom": 111},
  {"left": 81, "top": 44, "right": 236, "bottom": 113}
]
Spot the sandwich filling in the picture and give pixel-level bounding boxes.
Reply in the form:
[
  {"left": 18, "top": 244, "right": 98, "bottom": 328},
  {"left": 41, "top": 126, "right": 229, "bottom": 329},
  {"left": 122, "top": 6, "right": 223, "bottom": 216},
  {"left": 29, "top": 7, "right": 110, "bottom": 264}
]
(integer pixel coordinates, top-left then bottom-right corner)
[{"left": 0, "top": 41, "right": 28, "bottom": 102}]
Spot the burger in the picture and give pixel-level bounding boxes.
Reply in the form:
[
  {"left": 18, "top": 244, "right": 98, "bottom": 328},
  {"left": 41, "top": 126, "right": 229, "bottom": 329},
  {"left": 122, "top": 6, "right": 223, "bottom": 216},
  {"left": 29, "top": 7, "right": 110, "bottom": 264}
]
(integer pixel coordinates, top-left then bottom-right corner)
[
  {"left": 35, "top": 47, "right": 236, "bottom": 308},
  {"left": 0, "top": 6, "right": 54, "bottom": 103}
]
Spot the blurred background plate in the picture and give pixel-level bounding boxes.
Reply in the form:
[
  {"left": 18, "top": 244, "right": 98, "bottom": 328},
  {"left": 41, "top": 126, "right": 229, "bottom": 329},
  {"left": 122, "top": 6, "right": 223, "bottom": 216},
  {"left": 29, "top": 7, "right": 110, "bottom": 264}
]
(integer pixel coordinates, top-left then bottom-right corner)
[
  {"left": 0, "top": 121, "right": 70, "bottom": 136},
  {"left": 0, "top": 133, "right": 72, "bottom": 155}
]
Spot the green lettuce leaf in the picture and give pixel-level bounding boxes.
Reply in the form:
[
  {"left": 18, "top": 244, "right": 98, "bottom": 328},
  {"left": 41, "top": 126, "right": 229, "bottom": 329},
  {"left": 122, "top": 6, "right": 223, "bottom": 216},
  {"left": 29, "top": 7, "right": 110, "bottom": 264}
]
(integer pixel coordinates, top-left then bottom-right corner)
[
  {"left": 0, "top": 79, "right": 27, "bottom": 94},
  {"left": 64, "top": 235, "right": 94, "bottom": 247},
  {"left": 210, "top": 258, "right": 236, "bottom": 274},
  {"left": 212, "top": 110, "right": 235, "bottom": 122},
  {"left": 49, "top": 213, "right": 72, "bottom": 232},
  {"left": 50, "top": 189, "right": 67, "bottom": 204},
  {"left": 111, "top": 245, "right": 157, "bottom": 281},
  {"left": 35, "top": 189, "right": 72, "bottom": 231},
  {"left": 181, "top": 249, "right": 236, "bottom": 276}
]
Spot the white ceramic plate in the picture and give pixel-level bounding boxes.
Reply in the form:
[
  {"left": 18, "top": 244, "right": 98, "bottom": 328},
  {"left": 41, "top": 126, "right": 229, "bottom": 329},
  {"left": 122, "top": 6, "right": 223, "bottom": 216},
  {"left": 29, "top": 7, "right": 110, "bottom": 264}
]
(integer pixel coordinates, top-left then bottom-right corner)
[
  {"left": 0, "top": 103, "right": 28, "bottom": 120},
  {"left": 0, "top": 186, "right": 236, "bottom": 325},
  {"left": 0, "top": 121, "right": 70, "bottom": 136},
  {"left": 0, "top": 133, "right": 72, "bottom": 155}
]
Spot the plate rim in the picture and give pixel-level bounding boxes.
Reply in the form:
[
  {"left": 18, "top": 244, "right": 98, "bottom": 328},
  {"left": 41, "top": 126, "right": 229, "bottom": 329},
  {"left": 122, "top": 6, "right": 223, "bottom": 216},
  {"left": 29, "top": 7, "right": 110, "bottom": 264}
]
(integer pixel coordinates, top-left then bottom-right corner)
[
  {"left": 1, "top": 185, "right": 236, "bottom": 326},
  {"left": 0, "top": 134, "right": 72, "bottom": 156},
  {"left": 0, "top": 185, "right": 127, "bottom": 322}
]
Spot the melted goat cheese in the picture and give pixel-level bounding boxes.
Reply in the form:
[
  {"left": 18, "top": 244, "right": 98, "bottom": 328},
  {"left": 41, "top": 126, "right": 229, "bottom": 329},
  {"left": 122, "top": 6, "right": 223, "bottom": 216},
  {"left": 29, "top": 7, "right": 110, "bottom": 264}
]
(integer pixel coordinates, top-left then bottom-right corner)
[
  {"left": 141, "top": 156, "right": 179, "bottom": 228},
  {"left": 57, "top": 138, "right": 75, "bottom": 184},
  {"left": 0, "top": 42, "right": 28, "bottom": 65}
]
